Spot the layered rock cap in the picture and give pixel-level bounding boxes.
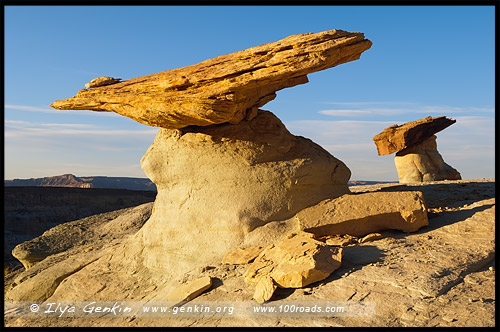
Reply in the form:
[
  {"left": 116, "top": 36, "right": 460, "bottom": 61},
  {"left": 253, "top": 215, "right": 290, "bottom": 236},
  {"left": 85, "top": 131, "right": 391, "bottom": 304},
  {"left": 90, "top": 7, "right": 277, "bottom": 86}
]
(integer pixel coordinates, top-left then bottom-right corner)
[
  {"left": 136, "top": 110, "right": 351, "bottom": 273},
  {"left": 50, "top": 29, "right": 372, "bottom": 128},
  {"left": 373, "top": 116, "right": 456, "bottom": 156}
]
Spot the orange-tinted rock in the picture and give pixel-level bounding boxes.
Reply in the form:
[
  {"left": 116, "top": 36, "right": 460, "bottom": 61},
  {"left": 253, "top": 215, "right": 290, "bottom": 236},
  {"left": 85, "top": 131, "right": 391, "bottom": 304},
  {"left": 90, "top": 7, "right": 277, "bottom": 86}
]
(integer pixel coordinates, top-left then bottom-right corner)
[
  {"left": 222, "top": 246, "right": 263, "bottom": 265},
  {"left": 244, "top": 232, "right": 343, "bottom": 289},
  {"left": 51, "top": 29, "right": 371, "bottom": 129},
  {"left": 253, "top": 276, "right": 277, "bottom": 303},
  {"left": 295, "top": 191, "right": 429, "bottom": 237},
  {"left": 166, "top": 276, "right": 213, "bottom": 306},
  {"left": 373, "top": 116, "right": 456, "bottom": 156}
]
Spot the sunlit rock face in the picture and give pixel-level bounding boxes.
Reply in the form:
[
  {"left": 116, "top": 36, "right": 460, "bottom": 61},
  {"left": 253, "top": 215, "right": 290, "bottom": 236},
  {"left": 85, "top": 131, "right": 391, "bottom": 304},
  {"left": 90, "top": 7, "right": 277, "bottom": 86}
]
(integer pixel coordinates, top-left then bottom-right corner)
[{"left": 51, "top": 29, "right": 372, "bottom": 129}]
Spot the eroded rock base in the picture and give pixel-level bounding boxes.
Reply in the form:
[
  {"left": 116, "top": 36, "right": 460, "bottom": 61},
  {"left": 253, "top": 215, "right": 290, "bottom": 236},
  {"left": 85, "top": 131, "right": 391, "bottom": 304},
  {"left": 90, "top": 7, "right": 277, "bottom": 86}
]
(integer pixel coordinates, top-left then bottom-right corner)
[
  {"left": 136, "top": 109, "right": 350, "bottom": 276},
  {"left": 394, "top": 135, "right": 461, "bottom": 183}
]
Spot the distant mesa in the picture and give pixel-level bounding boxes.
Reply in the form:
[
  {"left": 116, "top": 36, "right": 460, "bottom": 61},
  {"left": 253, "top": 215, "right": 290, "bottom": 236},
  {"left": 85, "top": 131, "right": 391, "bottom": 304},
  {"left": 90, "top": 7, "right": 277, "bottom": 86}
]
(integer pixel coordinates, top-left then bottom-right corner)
[
  {"left": 4, "top": 173, "right": 389, "bottom": 189},
  {"left": 4, "top": 173, "right": 156, "bottom": 191},
  {"left": 373, "top": 116, "right": 461, "bottom": 183},
  {"left": 347, "top": 180, "right": 397, "bottom": 186}
]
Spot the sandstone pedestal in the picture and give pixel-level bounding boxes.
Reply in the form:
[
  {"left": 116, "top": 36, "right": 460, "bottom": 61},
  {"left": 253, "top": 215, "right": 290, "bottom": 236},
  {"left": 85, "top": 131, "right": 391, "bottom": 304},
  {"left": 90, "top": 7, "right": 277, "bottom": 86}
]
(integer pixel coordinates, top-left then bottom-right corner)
[
  {"left": 394, "top": 135, "right": 461, "bottom": 183},
  {"left": 136, "top": 110, "right": 350, "bottom": 275}
]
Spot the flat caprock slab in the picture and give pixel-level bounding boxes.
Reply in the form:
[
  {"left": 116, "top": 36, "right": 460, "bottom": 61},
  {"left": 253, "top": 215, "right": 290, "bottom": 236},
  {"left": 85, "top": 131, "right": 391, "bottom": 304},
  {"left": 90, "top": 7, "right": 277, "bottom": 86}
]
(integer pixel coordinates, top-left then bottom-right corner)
[
  {"left": 50, "top": 29, "right": 371, "bottom": 129},
  {"left": 373, "top": 116, "right": 456, "bottom": 156}
]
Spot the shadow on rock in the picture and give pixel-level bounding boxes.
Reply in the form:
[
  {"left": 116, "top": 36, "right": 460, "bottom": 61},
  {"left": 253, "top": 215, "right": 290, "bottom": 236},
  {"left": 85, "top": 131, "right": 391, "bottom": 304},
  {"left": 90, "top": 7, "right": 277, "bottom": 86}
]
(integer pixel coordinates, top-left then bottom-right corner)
[
  {"left": 271, "top": 287, "right": 296, "bottom": 301},
  {"left": 379, "top": 203, "right": 495, "bottom": 239},
  {"left": 207, "top": 277, "right": 224, "bottom": 293},
  {"left": 379, "top": 181, "right": 495, "bottom": 208},
  {"left": 421, "top": 203, "right": 495, "bottom": 233},
  {"left": 312, "top": 245, "right": 386, "bottom": 287}
]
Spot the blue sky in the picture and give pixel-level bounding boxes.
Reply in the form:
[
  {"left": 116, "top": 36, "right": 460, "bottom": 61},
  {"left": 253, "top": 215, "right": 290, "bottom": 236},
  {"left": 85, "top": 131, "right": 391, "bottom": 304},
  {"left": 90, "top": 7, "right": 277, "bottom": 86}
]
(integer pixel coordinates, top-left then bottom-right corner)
[{"left": 4, "top": 5, "right": 495, "bottom": 181}]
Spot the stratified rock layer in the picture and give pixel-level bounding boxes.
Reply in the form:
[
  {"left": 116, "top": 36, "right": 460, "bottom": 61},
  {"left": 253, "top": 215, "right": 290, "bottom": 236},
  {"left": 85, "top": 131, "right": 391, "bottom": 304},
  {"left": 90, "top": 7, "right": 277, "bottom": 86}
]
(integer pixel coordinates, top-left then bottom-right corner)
[
  {"left": 50, "top": 29, "right": 371, "bottom": 129},
  {"left": 394, "top": 135, "right": 462, "bottom": 183},
  {"left": 11, "top": 203, "right": 153, "bottom": 269},
  {"left": 135, "top": 110, "right": 351, "bottom": 274},
  {"left": 373, "top": 116, "right": 456, "bottom": 156}
]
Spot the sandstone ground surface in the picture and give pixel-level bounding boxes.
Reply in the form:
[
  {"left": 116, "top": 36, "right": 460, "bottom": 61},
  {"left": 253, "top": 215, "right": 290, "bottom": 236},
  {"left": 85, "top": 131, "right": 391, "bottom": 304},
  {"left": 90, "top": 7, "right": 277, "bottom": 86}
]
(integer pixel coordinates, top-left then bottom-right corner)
[{"left": 4, "top": 179, "right": 495, "bottom": 328}]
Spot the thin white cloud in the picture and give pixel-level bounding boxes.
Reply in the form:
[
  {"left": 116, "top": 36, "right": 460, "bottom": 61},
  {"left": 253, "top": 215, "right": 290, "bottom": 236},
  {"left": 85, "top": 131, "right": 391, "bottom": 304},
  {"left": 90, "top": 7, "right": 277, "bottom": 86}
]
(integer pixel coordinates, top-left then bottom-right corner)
[
  {"left": 287, "top": 119, "right": 398, "bottom": 136},
  {"left": 5, "top": 104, "right": 122, "bottom": 117},
  {"left": 5, "top": 104, "right": 57, "bottom": 112},
  {"left": 5, "top": 128, "right": 158, "bottom": 138},
  {"left": 4, "top": 120, "right": 158, "bottom": 138},
  {"left": 317, "top": 102, "right": 494, "bottom": 118},
  {"left": 321, "top": 143, "right": 375, "bottom": 152},
  {"left": 5, "top": 120, "right": 98, "bottom": 128},
  {"left": 319, "top": 108, "right": 412, "bottom": 116},
  {"left": 319, "top": 110, "right": 373, "bottom": 117},
  {"left": 319, "top": 101, "right": 417, "bottom": 106},
  {"left": 469, "top": 107, "right": 495, "bottom": 113},
  {"left": 454, "top": 115, "right": 496, "bottom": 122}
]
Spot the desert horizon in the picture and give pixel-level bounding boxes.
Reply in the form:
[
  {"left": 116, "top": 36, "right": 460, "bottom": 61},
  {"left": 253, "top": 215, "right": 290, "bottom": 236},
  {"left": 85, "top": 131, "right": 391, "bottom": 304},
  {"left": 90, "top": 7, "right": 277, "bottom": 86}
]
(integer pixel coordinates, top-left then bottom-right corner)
[{"left": 4, "top": 172, "right": 412, "bottom": 188}]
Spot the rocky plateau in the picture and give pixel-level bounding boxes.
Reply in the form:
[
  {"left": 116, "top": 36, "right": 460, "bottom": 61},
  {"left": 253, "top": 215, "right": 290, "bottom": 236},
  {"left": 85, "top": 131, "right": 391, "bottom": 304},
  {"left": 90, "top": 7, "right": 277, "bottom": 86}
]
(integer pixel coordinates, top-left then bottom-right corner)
[{"left": 4, "top": 180, "right": 495, "bottom": 327}]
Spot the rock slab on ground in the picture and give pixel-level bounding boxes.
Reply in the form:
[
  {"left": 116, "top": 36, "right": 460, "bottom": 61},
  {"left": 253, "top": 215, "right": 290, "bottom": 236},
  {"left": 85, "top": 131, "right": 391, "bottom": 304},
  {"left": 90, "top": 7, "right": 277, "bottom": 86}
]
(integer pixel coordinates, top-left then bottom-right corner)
[
  {"left": 166, "top": 276, "right": 213, "bottom": 306},
  {"left": 295, "top": 191, "right": 429, "bottom": 237},
  {"left": 4, "top": 186, "right": 156, "bottom": 264},
  {"left": 11, "top": 203, "right": 153, "bottom": 269},
  {"left": 4, "top": 203, "right": 154, "bottom": 302},
  {"left": 253, "top": 276, "right": 277, "bottom": 304},
  {"left": 223, "top": 246, "right": 264, "bottom": 265}
]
